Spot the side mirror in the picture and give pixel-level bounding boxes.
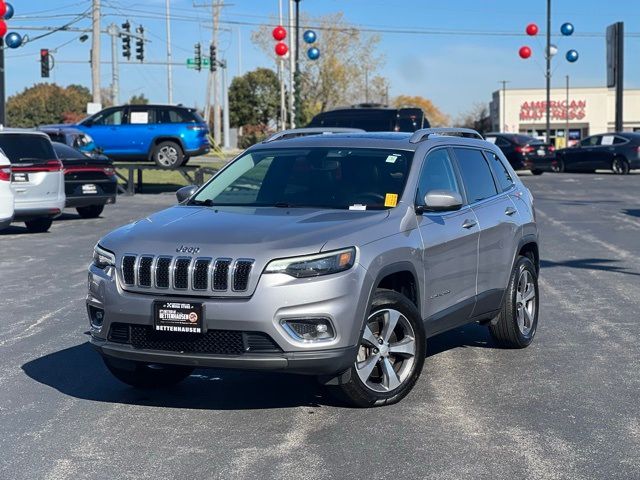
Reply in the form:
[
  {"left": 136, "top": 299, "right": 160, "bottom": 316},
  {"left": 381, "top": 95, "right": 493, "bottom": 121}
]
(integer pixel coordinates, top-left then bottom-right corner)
[
  {"left": 417, "top": 190, "right": 463, "bottom": 214},
  {"left": 176, "top": 185, "right": 198, "bottom": 203}
]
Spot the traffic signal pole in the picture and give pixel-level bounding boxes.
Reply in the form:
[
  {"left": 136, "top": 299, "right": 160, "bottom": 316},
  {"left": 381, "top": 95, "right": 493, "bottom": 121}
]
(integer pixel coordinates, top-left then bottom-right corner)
[
  {"left": 545, "top": 0, "right": 551, "bottom": 144},
  {"left": 107, "top": 24, "right": 120, "bottom": 105}
]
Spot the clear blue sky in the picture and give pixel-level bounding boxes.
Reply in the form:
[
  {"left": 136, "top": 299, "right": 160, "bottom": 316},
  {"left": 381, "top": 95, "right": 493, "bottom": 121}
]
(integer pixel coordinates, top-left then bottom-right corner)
[{"left": 5, "top": 0, "right": 639, "bottom": 119}]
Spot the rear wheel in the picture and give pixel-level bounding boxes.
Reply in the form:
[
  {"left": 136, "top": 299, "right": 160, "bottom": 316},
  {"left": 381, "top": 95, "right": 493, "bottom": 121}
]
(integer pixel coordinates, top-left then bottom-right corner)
[
  {"left": 24, "top": 217, "right": 53, "bottom": 233},
  {"left": 489, "top": 256, "right": 539, "bottom": 348},
  {"left": 103, "top": 356, "right": 194, "bottom": 388},
  {"left": 76, "top": 205, "right": 104, "bottom": 218},
  {"left": 531, "top": 169, "right": 544, "bottom": 175},
  {"left": 551, "top": 158, "right": 565, "bottom": 173},
  {"left": 330, "top": 289, "right": 425, "bottom": 407},
  {"left": 152, "top": 141, "right": 184, "bottom": 169},
  {"left": 612, "top": 156, "right": 630, "bottom": 175}
]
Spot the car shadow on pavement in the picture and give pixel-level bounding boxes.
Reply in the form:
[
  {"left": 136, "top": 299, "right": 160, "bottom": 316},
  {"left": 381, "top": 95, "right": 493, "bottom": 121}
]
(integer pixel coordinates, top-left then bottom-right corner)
[
  {"left": 427, "top": 322, "right": 495, "bottom": 357},
  {"left": 541, "top": 258, "right": 640, "bottom": 277},
  {"left": 623, "top": 208, "right": 640, "bottom": 218},
  {"left": 21, "top": 342, "right": 342, "bottom": 410}
]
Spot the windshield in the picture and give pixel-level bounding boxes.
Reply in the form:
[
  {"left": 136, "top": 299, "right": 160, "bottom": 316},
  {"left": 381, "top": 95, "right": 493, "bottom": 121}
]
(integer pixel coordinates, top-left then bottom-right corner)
[{"left": 191, "top": 147, "right": 414, "bottom": 210}]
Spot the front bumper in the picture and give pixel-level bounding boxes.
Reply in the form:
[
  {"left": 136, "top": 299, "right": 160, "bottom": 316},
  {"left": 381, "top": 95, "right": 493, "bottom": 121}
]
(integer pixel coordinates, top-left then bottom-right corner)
[{"left": 87, "top": 262, "right": 371, "bottom": 375}]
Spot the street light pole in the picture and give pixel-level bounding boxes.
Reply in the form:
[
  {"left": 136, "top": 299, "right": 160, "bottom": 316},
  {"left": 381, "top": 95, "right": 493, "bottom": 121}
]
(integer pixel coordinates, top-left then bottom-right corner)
[
  {"left": 288, "top": 0, "right": 295, "bottom": 128},
  {"left": 91, "top": 0, "right": 101, "bottom": 104},
  {"left": 499, "top": 80, "right": 509, "bottom": 132},
  {"left": 545, "top": 0, "right": 551, "bottom": 144},
  {"left": 107, "top": 24, "right": 120, "bottom": 105},
  {"left": 165, "top": 0, "right": 173, "bottom": 104},
  {"left": 293, "top": 0, "right": 301, "bottom": 127},
  {"left": 565, "top": 75, "right": 569, "bottom": 147}
]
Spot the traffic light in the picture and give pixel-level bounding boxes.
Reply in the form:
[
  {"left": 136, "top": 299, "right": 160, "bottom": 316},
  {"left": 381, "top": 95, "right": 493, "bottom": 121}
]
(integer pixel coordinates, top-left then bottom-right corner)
[
  {"left": 121, "top": 21, "right": 131, "bottom": 60},
  {"left": 194, "top": 43, "right": 202, "bottom": 71},
  {"left": 209, "top": 44, "right": 217, "bottom": 72},
  {"left": 40, "top": 49, "right": 50, "bottom": 78},
  {"left": 135, "top": 25, "right": 144, "bottom": 62}
]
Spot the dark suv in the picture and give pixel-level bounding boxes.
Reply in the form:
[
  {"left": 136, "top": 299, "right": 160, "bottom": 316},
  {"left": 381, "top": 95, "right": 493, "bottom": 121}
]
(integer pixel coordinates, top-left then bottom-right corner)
[
  {"left": 43, "top": 105, "right": 210, "bottom": 169},
  {"left": 308, "top": 104, "right": 429, "bottom": 132},
  {"left": 485, "top": 133, "right": 555, "bottom": 175}
]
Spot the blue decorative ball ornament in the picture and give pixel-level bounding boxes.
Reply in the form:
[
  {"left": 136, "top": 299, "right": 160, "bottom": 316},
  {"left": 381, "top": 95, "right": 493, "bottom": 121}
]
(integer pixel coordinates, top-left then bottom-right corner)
[
  {"left": 560, "top": 22, "right": 574, "bottom": 36},
  {"left": 4, "top": 3, "right": 14, "bottom": 20},
  {"left": 566, "top": 49, "right": 579, "bottom": 62},
  {"left": 303, "top": 30, "right": 317, "bottom": 44},
  {"left": 307, "top": 47, "right": 320, "bottom": 60},
  {"left": 5, "top": 31, "right": 22, "bottom": 49}
]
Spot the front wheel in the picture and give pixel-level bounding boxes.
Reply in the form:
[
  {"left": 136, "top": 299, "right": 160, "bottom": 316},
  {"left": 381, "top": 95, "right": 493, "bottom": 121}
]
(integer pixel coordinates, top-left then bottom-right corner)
[
  {"left": 330, "top": 289, "right": 425, "bottom": 407},
  {"left": 103, "top": 356, "right": 194, "bottom": 388},
  {"left": 612, "top": 157, "right": 630, "bottom": 175},
  {"left": 152, "top": 141, "right": 184, "bottom": 169},
  {"left": 551, "top": 158, "right": 565, "bottom": 173},
  {"left": 24, "top": 217, "right": 53, "bottom": 233},
  {"left": 76, "top": 205, "right": 104, "bottom": 218},
  {"left": 489, "top": 256, "right": 539, "bottom": 348},
  {"left": 530, "top": 169, "right": 544, "bottom": 176}
]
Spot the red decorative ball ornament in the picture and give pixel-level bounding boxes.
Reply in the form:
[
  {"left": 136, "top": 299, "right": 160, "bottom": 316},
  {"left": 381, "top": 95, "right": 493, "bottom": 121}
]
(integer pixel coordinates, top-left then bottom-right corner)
[
  {"left": 275, "top": 42, "right": 288, "bottom": 57},
  {"left": 526, "top": 23, "right": 538, "bottom": 36},
  {"left": 0, "top": 20, "right": 6, "bottom": 38},
  {"left": 272, "top": 26, "right": 286, "bottom": 41},
  {"left": 519, "top": 46, "right": 532, "bottom": 59},
  {"left": 0, "top": 2, "right": 7, "bottom": 18}
]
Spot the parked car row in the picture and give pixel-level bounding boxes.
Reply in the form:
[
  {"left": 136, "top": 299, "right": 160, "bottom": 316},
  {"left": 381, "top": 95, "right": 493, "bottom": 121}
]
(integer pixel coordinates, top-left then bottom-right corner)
[
  {"left": 485, "top": 131, "right": 639, "bottom": 175},
  {"left": 0, "top": 129, "right": 117, "bottom": 233}
]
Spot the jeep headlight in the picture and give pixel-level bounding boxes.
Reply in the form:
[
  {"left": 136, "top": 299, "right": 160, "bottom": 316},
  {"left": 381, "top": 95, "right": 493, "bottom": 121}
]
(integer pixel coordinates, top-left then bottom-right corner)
[
  {"left": 264, "top": 248, "right": 355, "bottom": 278},
  {"left": 93, "top": 244, "right": 116, "bottom": 269}
]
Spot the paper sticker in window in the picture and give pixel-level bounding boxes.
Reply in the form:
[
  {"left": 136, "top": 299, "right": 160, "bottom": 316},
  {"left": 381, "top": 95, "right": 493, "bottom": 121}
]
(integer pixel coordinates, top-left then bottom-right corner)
[
  {"left": 130, "top": 111, "right": 149, "bottom": 124},
  {"left": 384, "top": 193, "right": 398, "bottom": 207}
]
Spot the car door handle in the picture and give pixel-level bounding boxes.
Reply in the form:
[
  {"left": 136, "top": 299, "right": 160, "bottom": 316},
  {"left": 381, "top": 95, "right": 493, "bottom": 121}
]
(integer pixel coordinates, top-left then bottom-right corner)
[
  {"left": 505, "top": 207, "right": 517, "bottom": 216},
  {"left": 462, "top": 219, "right": 477, "bottom": 229}
]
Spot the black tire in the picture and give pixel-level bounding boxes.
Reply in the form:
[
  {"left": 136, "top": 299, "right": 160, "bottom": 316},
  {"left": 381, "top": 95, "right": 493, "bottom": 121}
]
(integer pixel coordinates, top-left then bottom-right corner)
[
  {"left": 489, "top": 256, "right": 539, "bottom": 348},
  {"left": 330, "top": 289, "right": 426, "bottom": 407},
  {"left": 180, "top": 156, "right": 190, "bottom": 167},
  {"left": 151, "top": 141, "right": 184, "bottom": 169},
  {"left": 551, "top": 158, "right": 565, "bottom": 173},
  {"left": 76, "top": 204, "right": 104, "bottom": 219},
  {"left": 612, "top": 156, "right": 630, "bottom": 175},
  {"left": 24, "top": 217, "right": 53, "bottom": 233},
  {"left": 103, "top": 356, "right": 194, "bottom": 389},
  {"left": 531, "top": 169, "right": 544, "bottom": 176}
]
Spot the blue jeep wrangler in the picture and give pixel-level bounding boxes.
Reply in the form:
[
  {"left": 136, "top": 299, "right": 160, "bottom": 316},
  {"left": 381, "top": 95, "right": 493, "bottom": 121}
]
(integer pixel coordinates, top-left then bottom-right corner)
[{"left": 45, "top": 104, "right": 210, "bottom": 169}]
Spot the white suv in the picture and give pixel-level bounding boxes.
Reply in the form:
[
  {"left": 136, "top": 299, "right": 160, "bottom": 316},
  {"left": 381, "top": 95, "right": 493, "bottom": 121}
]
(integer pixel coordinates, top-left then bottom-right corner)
[
  {"left": 0, "top": 130, "right": 65, "bottom": 233},
  {"left": 0, "top": 149, "right": 14, "bottom": 231}
]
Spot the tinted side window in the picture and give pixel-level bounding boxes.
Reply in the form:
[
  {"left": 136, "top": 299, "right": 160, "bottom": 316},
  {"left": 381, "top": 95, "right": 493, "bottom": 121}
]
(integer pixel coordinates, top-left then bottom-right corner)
[
  {"left": 613, "top": 136, "right": 627, "bottom": 145},
  {"left": 92, "top": 108, "right": 125, "bottom": 126},
  {"left": 484, "top": 151, "right": 514, "bottom": 192},
  {"left": 453, "top": 148, "right": 498, "bottom": 203},
  {"left": 581, "top": 136, "right": 601, "bottom": 147},
  {"left": 495, "top": 137, "right": 511, "bottom": 148},
  {"left": 416, "top": 148, "right": 460, "bottom": 204}
]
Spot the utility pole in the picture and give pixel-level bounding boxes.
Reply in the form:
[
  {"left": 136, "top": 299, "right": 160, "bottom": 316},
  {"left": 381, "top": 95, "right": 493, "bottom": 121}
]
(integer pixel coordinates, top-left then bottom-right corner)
[
  {"left": 221, "top": 60, "right": 230, "bottom": 149},
  {"left": 545, "top": 0, "right": 551, "bottom": 144},
  {"left": 0, "top": 38, "right": 5, "bottom": 126},
  {"left": 212, "top": 1, "right": 222, "bottom": 145},
  {"left": 91, "top": 0, "right": 101, "bottom": 105},
  {"left": 615, "top": 22, "right": 624, "bottom": 132},
  {"left": 565, "top": 75, "right": 569, "bottom": 146},
  {"left": 499, "top": 80, "right": 510, "bottom": 132},
  {"left": 107, "top": 24, "right": 120, "bottom": 105},
  {"left": 278, "top": 0, "right": 286, "bottom": 130},
  {"left": 165, "top": 0, "right": 173, "bottom": 104},
  {"left": 288, "top": 0, "right": 295, "bottom": 128},
  {"left": 293, "top": 0, "right": 301, "bottom": 127}
]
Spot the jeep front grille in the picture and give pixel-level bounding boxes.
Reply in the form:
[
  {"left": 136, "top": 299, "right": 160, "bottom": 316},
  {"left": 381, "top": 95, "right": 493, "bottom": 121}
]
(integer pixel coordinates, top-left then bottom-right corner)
[{"left": 120, "top": 254, "right": 255, "bottom": 295}]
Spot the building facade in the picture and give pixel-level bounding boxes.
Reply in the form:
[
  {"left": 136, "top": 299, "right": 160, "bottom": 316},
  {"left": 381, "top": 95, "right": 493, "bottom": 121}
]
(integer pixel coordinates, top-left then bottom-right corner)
[{"left": 490, "top": 86, "right": 640, "bottom": 148}]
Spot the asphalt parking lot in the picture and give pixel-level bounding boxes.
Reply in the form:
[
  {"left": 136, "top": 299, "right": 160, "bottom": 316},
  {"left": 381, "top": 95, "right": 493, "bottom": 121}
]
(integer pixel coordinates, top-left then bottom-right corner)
[{"left": 1, "top": 171, "right": 638, "bottom": 480}]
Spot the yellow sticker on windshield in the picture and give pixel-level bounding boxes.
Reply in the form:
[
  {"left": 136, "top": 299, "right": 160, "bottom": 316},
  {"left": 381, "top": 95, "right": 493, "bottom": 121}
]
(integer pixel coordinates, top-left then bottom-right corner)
[{"left": 384, "top": 193, "right": 398, "bottom": 207}]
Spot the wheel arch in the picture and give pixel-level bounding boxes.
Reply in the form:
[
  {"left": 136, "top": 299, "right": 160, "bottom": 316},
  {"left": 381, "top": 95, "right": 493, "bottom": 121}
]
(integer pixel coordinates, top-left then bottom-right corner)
[
  {"left": 517, "top": 236, "right": 539, "bottom": 275},
  {"left": 369, "top": 261, "right": 421, "bottom": 315}
]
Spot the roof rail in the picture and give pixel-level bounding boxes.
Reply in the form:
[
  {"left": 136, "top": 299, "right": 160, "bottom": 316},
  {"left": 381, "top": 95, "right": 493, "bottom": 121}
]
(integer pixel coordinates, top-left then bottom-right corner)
[
  {"left": 409, "top": 127, "right": 483, "bottom": 144},
  {"left": 262, "top": 127, "right": 365, "bottom": 143}
]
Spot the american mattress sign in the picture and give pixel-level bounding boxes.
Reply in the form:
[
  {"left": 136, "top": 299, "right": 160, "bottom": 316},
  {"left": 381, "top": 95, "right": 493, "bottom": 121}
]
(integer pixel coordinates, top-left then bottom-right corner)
[{"left": 520, "top": 100, "right": 587, "bottom": 121}]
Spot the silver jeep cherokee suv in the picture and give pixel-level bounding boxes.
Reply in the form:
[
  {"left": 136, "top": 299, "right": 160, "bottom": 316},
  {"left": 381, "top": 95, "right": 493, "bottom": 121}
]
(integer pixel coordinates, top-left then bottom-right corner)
[{"left": 88, "top": 127, "right": 539, "bottom": 407}]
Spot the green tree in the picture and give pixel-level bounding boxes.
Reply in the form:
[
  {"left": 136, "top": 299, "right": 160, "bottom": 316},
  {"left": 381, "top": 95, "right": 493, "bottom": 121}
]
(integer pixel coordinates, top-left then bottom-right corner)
[
  {"left": 129, "top": 93, "right": 149, "bottom": 105},
  {"left": 7, "top": 83, "right": 92, "bottom": 127},
  {"left": 228, "top": 67, "right": 280, "bottom": 128}
]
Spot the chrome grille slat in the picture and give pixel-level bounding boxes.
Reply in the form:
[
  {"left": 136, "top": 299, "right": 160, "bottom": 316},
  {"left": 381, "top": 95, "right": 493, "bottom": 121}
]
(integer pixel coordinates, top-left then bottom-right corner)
[{"left": 119, "top": 254, "right": 254, "bottom": 296}]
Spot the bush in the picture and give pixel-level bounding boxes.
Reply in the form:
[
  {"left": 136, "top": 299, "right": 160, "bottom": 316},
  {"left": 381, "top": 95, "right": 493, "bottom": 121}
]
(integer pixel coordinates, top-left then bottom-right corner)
[{"left": 238, "top": 124, "right": 271, "bottom": 149}]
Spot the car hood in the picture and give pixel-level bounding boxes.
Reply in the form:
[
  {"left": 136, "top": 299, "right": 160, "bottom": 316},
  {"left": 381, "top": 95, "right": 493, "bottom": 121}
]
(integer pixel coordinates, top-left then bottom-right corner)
[{"left": 99, "top": 205, "right": 391, "bottom": 260}]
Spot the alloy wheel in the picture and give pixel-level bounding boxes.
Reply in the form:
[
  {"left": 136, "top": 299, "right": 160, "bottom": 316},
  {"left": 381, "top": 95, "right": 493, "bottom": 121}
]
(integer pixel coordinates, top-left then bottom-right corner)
[
  {"left": 355, "top": 308, "right": 417, "bottom": 393},
  {"left": 158, "top": 146, "right": 178, "bottom": 167},
  {"left": 515, "top": 269, "right": 536, "bottom": 336},
  {"left": 612, "top": 158, "right": 628, "bottom": 175}
]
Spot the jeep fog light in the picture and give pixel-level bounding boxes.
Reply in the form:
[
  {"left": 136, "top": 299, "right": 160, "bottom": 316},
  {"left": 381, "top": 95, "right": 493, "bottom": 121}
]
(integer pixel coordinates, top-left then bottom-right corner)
[
  {"left": 88, "top": 305, "right": 105, "bottom": 329},
  {"left": 282, "top": 318, "right": 335, "bottom": 342}
]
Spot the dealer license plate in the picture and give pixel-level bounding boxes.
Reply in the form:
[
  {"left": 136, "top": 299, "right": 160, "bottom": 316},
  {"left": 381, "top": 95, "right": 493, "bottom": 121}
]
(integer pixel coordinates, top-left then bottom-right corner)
[
  {"left": 153, "top": 301, "right": 203, "bottom": 334},
  {"left": 12, "top": 172, "right": 28, "bottom": 182},
  {"left": 82, "top": 183, "right": 98, "bottom": 194}
]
